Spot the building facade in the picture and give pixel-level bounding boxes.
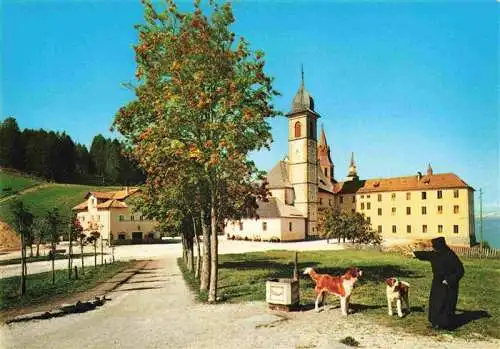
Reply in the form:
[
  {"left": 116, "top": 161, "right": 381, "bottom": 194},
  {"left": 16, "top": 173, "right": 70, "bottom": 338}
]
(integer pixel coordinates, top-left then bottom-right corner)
[
  {"left": 224, "top": 73, "right": 476, "bottom": 246},
  {"left": 72, "top": 188, "right": 159, "bottom": 242}
]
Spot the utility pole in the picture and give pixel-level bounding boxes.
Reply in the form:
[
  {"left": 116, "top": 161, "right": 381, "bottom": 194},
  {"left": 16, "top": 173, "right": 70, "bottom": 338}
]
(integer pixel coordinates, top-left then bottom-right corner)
[{"left": 479, "top": 188, "right": 483, "bottom": 249}]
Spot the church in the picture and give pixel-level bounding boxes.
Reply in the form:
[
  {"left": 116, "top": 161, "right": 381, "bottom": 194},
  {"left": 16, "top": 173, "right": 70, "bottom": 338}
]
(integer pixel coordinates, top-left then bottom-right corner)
[{"left": 224, "top": 73, "right": 476, "bottom": 247}]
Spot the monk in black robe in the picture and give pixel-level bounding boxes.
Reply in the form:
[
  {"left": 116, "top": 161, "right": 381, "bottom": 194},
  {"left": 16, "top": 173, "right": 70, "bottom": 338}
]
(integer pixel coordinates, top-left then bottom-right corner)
[{"left": 412, "top": 237, "right": 464, "bottom": 329}]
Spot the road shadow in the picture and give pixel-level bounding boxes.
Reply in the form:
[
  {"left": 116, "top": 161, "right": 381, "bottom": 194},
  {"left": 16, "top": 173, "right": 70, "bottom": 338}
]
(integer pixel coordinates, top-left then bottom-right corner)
[
  {"left": 135, "top": 270, "right": 159, "bottom": 275},
  {"left": 309, "top": 265, "right": 424, "bottom": 283},
  {"left": 127, "top": 279, "right": 167, "bottom": 284},
  {"left": 221, "top": 260, "right": 424, "bottom": 283},
  {"left": 410, "top": 306, "right": 425, "bottom": 313},
  {"left": 449, "top": 310, "right": 491, "bottom": 330},
  {"left": 349, "top": 303, "right": 385, "bottom": 313},
  {"left": 112, "top": 286, "right": 163, "bottom": 292}
]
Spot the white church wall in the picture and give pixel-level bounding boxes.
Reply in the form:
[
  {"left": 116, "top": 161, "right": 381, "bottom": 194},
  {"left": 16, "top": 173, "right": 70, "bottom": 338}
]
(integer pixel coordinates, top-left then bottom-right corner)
[
  {"left": 224, "top": 217, "right": 306, "bottom": 241},
  {"left": 280, "top": 218, "right": 306, "bottom": 241},
  {"left": 224, "top": 218, "right": 282, "bottom": 241}
]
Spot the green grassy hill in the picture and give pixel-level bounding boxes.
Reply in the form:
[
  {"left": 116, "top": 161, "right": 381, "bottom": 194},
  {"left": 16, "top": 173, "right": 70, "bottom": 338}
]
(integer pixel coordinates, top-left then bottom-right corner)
[
  {"left": 0, "top": 170, "right": 122, "bottom": 229},
  {"left": 0, "top": 170, "right": 45, "bottom": 199}
]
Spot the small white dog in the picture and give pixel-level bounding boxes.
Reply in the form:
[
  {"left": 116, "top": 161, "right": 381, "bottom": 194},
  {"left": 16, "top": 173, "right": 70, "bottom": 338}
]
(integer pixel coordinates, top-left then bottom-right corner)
[{"left": 385, "top": 277, "right": 410, "bottom": 318}]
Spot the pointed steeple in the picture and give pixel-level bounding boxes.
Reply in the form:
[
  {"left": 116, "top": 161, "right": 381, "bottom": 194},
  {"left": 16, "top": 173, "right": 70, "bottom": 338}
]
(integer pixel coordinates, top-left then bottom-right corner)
[
  {"left": 291, "top": 65, "right": 315, "bottom": 112},
  {"left": 427, "top": 163, "right": 433, "bottom": 176},
  {"left": 319, "top": 123, "right": 327, "bottom": 147},
  {"left": 301, "top": 63, "right": 305, "bottom": 87},
  {"left": 317, "top": 124, "right": 334, "bottom": 182},
  {"left": 346, "top": 152, "right": 359, "bottom": 180}
]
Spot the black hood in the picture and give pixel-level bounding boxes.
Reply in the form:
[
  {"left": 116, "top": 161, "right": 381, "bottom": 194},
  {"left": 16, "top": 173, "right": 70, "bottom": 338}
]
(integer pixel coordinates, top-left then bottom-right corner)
[{"left": 431, "top": 237, "right": 448, "bottom": 252}]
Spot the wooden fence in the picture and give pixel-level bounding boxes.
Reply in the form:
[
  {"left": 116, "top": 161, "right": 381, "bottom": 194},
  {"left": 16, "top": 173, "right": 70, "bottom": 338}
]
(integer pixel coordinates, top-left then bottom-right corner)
[{"left": 450, "top": 246, "right": 500, "bottom": 259}]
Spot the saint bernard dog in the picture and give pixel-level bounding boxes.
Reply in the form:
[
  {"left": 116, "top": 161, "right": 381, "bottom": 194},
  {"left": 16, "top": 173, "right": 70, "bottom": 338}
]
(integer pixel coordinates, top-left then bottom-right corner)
[
  {"left": 303, "top": 267, "right": 363, "bottom": 316},
  {"left": 385, "top": 277, "right": 410, "bottom": 318}
]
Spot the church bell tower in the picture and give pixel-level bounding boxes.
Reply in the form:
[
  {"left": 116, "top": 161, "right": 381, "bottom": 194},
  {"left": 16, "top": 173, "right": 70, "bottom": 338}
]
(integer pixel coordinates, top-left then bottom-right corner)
[{"left": 286, "top": 67, "right": 320, "bottom": 238}]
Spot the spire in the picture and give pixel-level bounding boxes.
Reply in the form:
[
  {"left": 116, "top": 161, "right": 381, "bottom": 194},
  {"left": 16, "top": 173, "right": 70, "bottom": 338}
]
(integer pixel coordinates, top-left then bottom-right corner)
[
  {"left": 347, "top": 152, "right": 358, "bottom": 179},
  {"left": 319, "top": 123, "right": 327, "bottom": 146},
  {"left": 301, "top": 64, "right": 304, "bottom": 87},
  {"left": 349, "top": 152, "right": 356, "bottom": 168},
  {"left": 427, "top": 163, "right": 433, "bottom": 176},
  {"left": 290, "top": 65, "right": 315, "bottom": 113}
]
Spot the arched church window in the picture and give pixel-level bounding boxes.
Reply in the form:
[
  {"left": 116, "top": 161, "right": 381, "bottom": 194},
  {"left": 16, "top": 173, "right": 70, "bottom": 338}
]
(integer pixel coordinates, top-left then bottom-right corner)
[{"left": 294, "top": 121, "right": 301, "bottom": 138}]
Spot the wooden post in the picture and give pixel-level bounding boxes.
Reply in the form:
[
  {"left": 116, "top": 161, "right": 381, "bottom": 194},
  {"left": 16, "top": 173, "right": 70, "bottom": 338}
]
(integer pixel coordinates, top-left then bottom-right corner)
[
  {"left": 293, "top": 251, "right": 299, "bottom": 281},
  {"left": 74, "top": 266, "right": 78, "bottom": 280}
]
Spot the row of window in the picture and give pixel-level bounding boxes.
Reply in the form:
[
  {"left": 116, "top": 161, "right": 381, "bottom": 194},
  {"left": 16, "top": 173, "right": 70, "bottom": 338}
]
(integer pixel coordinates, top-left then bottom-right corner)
[
  {"left": 359, "top": 189, "right": 460, "bottom": 202},
  {"left": 116, "top": 232, "right": 156, "bottom": 240},
  {"left": 339, "top": 196, "right": 356, "bottom": 204},
  {"left": 377, "top": 224, "right": 460, "bottom": 234},
  {"left": 118, "top": 215, "right": 145, "bottom": 221},
  {"left": 80, "top": 215, "right": 100, "bottom": 222},
  {"left": 239, "top": 221, "right": 294, "bottom": 232},
  {"left": 80, "top": 215, "right": 150, "bottom": 222},
  {"left": 362, "top": 204, "right": 460, "bottom": 215},
  {"left": 319, "top": 198, "right": 333, "bottom": 206}
]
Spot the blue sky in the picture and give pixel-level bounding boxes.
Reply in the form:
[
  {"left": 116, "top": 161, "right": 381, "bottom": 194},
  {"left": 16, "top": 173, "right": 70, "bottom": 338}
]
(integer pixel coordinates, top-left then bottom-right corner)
[{"left": 1, "top": 0, "right": 498, "bottom": 211}]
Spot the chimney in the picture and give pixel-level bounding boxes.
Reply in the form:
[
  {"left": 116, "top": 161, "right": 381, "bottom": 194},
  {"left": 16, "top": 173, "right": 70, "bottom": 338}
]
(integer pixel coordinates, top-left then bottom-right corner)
[{"left": 417, "top": 171, "right": 422, "bottom": 181}]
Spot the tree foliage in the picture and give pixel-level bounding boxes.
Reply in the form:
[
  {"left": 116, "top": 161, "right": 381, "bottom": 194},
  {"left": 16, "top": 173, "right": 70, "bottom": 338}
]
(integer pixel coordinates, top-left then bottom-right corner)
[
  {"left": 0, "top": 117, "right": 144, "bottom": 185},
  {"left": 318, "top": 207, "right": 381, "bottom": 245},
  {"left": 113, "top": 0, "right": 279, "bottom": 302},
  {"left": 10, "top": 200, "right": 34, "bottom": 295}
]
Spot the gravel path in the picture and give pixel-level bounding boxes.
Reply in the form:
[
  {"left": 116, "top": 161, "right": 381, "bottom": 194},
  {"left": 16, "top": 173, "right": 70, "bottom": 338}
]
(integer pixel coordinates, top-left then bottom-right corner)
[{"left": 1, "top": 255, "right": 498, "bottom": 349}]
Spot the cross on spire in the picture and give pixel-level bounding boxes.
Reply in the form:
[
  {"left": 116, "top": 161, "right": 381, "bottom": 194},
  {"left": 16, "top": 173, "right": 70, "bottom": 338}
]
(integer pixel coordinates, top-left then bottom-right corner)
[{"left": 301, "top": 64, "right": 304, "bottom": 86}]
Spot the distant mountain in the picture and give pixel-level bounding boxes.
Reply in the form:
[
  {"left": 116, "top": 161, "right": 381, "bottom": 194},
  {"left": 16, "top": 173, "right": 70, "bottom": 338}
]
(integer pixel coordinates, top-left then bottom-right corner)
[{"left": 482, "top": 212, "right": 500, "bottom": 219}]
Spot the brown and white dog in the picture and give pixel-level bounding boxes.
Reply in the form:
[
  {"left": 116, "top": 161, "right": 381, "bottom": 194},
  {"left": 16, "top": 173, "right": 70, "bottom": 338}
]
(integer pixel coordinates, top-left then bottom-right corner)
[
  {"left": 385, "top": 277, "right": 410, "bottom": 317},
  {"left": 303, "top": 267, "right": 363, "bottom": 316}
]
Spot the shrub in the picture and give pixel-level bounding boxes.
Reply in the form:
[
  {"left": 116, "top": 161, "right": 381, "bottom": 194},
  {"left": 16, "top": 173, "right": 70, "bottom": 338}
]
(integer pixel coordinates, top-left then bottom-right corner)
[{"left": 340, "top": 336, "right": 359, "bottom": 347}]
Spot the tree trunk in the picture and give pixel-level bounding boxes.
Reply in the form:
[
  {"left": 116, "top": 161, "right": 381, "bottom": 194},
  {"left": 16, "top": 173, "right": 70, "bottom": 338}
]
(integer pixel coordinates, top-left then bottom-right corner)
[
  {"left": 181, "top": 235, "right": 188, "bottom": 265},
  {"left": 208, "top": 201, "right": 218, "bottom": 303},
  {"left": 200, "top": 208, "right": 210, "bottom": 292},
  {"left": 29, "top": 244, "right": 33, "bottom": 258},
  {"left": 186, "top": 238, "right": 194, "bottom": 273},
  {"left": 36, "top": 242, "right": 40, "bottom": 257},
  {"left": 101, "top": 239, "right": 104, "bottom": 266},
  {"left": 188, "top": 233, "right": 194, "bottom": 273},
  {"left": 20, "top": 232, "right": 26, "bottom": 296},
  {"left": 68, "top": 234, "right": 73, "bottom": 279},
  {"left": 193, "top": 216, "right": 201, "bottom": 279},
  {"left": 94, "top": 243, "right": 97, "bottom": 267},
  {"left": 80, "top": 243, "right": 85, "bottom": 274},
  {"left": 51, "top": 242, "right": 55, "bottom": 285},
  {"left": 23, "top": 245, "right": 28, "bottom": 275}
]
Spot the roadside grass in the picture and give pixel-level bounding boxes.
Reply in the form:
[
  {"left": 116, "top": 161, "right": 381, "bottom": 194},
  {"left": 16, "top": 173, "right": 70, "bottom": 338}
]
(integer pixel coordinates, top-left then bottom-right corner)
[
  {"left": 0, "top": 253, "right": 108, "bottom": 266},
  {"left": 177, "top": 258, "right": 207, "bottom": 302},
  {"left": 0, "top": 183, "right": 121, "bottom": 226},
  {"left": 0, "top": 261, "right": 132, "bottom": 311},
  {"left": 0, "top": 171, "right": 44, "bottom": 199},
  {"left": 205, "top": 250, "right": 499, "bottom": 340}
]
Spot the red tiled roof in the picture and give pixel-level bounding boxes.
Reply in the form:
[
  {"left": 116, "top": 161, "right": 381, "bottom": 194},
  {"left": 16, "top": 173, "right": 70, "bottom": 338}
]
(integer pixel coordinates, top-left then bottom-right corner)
[
  {"left": 84, "top": 188, "right": 141, "bottom": 200},
  {"left": 72, "top": 201, "right": 88, "bottom": 211},
  {"left": 357, "top": 173, "right": 472, "bottom": 193},
  {"left": 74, "top": 188, "right": 141, "bottom": 211},
  {"left": 97, "top": 199, "right": 128, "bottom": 209},
  {"left": 335, "top": 173, "right": 472, "bottom": 195}
]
